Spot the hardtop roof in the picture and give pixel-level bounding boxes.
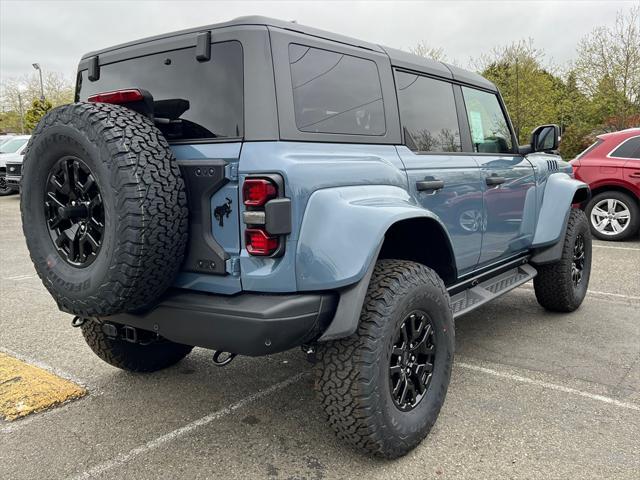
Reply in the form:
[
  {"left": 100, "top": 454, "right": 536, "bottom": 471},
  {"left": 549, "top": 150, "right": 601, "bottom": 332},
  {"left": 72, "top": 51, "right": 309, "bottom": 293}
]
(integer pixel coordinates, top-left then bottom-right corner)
[{"left": 81, "top": 15, "right": 496, "bottom": 91}]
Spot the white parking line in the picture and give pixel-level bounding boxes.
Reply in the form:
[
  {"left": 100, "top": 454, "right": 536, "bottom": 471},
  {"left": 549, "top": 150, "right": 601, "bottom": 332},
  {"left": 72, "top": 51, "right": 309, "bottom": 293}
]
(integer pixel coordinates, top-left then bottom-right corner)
[
  {"left": 2, "top": 274, "right": 35, "bottom": 281},
  {"left": 458, "top": 362, "right": 640, "bottom": 411},
  {"left": 587, "top": 290, "right": 640, "bottom": 301},
  {"left": 68, "top": 372, "right": 306, "bottom": 480},
  {"left": 518, "top": 283, "right": 640, "bottom": 302},
  {"left": 593, "top": 244, "right": 640, "bottom": 251}
]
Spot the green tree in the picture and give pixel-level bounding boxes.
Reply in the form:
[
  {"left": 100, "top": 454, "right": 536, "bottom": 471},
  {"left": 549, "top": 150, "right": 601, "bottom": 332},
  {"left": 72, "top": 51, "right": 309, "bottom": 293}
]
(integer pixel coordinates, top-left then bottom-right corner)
[
  {"left": 24, "top": 98, "right": 53, "bottom": 131},
  {"left": 477, "top": 39, "right": 563, "bottom": 144}
]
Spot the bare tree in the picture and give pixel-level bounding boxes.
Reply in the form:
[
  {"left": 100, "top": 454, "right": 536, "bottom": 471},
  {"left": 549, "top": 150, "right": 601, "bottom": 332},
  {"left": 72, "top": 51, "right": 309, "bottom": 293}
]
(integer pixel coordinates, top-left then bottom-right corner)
[
  {"left": 0, "top": 71, "right": 74, "bottom": 113},
  {"left": 574, "top": 6, "right": 640, "bottom": 128},
  {"left": 409, "top": 41, "right": 447, "bottom": 62}
]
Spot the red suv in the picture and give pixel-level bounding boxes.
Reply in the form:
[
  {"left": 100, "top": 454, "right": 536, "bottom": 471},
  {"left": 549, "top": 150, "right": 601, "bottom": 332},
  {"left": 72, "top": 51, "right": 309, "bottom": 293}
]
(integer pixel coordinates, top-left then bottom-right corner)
[{"left": 571, "top": 128, "right": 640, "bottom": 241}]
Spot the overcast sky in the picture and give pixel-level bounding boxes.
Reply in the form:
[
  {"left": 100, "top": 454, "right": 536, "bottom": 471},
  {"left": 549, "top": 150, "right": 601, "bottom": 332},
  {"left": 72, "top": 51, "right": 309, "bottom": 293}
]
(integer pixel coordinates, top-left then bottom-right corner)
[{"left": 1, "top": 0, "right": 637, "bottom": 83}]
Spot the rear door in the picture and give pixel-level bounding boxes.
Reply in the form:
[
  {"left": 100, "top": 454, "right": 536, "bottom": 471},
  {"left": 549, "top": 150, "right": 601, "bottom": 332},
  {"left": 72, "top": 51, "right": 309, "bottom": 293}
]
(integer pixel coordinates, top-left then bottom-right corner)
[
  {"left": 610, "top": 135, "right": 640, "bottom": 195},
  {"left": 77, "top": 37, "right": 245, "bottom": 293},
  {"left": 459, "top": 86, "right": 536, "bottom": 266},
  {"left": 394, "top": 70, "right": 483, "bottom": 276}
]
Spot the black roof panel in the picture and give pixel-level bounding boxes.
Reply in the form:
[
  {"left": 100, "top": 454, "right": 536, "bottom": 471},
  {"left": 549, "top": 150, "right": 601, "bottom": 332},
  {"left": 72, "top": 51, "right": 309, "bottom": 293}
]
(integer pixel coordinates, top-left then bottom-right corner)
[{"left": 81, "top": 15, "right": 495, "bottom": 91}]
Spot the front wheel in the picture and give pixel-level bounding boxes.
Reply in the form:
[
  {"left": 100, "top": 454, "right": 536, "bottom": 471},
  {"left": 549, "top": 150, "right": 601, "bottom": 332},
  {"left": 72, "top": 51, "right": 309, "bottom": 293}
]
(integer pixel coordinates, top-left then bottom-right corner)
[
  {"left": 534, "top": 208, "right": 592, "bottom": 312},
  {"left": 314, "top": 260, "right": 454, "bottom": 458}
]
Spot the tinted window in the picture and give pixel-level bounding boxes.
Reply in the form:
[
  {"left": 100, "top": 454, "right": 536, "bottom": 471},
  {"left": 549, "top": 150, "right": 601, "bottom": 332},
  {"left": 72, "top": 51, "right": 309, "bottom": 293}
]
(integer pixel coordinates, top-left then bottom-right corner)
[
  {"left": 78, "top": 41, "right": 243, "bottom": 141},
  {"left": 288, "top": 44, "right": 385, "bottom": 135},
  {"left": 395, "top": 71, "right": 461, "bottom": 152},
  {"left": 610, "top": 136, "right": 640, "bottom": 159},
  {"left": 461, "top": 87, "right": 513, "bottom": 154}
]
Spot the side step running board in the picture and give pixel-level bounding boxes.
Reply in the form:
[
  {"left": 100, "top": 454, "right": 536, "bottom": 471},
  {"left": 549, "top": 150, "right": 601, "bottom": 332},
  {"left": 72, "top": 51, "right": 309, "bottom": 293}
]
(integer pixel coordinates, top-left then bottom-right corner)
[{"left": 450, "top": 264, "right": 537, "bottom": 319}]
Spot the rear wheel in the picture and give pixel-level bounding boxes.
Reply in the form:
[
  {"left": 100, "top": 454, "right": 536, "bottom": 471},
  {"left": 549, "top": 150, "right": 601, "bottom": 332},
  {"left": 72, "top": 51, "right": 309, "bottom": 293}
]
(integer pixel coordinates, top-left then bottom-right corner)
[
  {"left": 81, "top": 320, "right": 192, "bottom": 372},
  {"left": 585, "top": 191, "right": 639, "bottom": 241},
  {"left": 534, "top": 209, "right": 592, "bottom": 312},
  {"left": 314, "top": 260, "right": 454, "bottom": 458}
]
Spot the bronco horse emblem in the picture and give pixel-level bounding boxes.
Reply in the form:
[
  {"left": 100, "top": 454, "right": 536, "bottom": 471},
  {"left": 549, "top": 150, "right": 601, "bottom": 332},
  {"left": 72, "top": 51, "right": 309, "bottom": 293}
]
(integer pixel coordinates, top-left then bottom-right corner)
[{"left": 214, "top": 197, "right": 233, "bottom": 227}]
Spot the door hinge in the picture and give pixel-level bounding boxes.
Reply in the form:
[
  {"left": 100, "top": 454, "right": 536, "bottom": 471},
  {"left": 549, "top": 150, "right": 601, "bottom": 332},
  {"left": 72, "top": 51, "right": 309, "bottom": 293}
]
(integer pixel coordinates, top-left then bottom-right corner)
[
  {"left": 224, "top": 163, "right": 239, "bottom": 181},
  {"left": 225, "top": 256, "right": 241, "bottom": 276}
]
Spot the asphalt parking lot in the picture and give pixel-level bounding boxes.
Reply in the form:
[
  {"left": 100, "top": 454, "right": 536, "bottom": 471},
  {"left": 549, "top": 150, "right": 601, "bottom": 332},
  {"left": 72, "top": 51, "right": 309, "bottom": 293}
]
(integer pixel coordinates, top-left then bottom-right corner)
[{"left": 1, "top": 193, "right": 638, "bottom": 480}]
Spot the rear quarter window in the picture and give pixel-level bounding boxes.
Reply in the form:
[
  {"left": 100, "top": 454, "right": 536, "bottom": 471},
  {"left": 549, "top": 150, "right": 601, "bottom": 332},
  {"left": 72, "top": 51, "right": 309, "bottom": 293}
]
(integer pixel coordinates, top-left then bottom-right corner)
[
  {"left": 288, "top": 44, "right": 385, "bottom": 136},
  {"left": 609, "top": 136, "right": 640, "bottom": 159},
  {"left": 77, "top": 41, "right": 243, "bottom": 142},
  {"left": 576, "top": 139, "right": 603, "bottom": 159}
]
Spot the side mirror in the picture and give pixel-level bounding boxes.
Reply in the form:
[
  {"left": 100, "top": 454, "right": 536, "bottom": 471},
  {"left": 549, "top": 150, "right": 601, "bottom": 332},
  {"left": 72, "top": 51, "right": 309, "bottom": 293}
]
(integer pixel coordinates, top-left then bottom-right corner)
[{"left": 531, "top": 124, "right": 560, "bottom": 153}]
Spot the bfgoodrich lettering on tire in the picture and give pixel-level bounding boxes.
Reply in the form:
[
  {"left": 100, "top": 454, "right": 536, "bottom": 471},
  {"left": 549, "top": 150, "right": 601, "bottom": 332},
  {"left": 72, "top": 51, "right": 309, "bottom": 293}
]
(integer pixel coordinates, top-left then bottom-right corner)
[
  {"left": 20, "top": 102, "right": 188, "bottom": 316},
  {"left": 314, "top": 260, "right": 454, "bottom": 458}
]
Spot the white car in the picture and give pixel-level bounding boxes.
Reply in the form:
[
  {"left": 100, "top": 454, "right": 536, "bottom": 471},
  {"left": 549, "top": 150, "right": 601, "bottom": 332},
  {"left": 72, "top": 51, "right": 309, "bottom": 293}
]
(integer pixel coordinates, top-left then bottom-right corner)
[
  {"left": 0, "top": 135, "right": 30, "bottom": 196},
  {"left": 0, "top": 134, "right": 17, "bottom": 146}
]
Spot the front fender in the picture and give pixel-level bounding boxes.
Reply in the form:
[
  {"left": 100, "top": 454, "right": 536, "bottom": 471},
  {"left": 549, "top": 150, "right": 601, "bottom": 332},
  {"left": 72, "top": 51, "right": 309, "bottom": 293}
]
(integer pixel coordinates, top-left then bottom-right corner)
[
  {"left": 296, "top": 185, "right": 446, "bottom": 290},
  {"left": 532, "top": 173, "right": 590, "bottom": 248}
]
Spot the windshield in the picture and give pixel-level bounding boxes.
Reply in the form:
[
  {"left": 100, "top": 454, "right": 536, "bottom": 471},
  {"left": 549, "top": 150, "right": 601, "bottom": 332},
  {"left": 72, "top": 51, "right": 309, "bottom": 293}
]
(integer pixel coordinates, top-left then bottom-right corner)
[{"left": 0, "top": 138, "right": 27, "bottom": 154}]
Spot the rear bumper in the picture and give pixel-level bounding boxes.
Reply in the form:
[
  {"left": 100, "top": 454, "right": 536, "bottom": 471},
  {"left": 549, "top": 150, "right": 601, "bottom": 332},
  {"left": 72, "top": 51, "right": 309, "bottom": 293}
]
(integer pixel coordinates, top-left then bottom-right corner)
[{"left": 102, "top": 289, "right": 338, "bottom": 356}]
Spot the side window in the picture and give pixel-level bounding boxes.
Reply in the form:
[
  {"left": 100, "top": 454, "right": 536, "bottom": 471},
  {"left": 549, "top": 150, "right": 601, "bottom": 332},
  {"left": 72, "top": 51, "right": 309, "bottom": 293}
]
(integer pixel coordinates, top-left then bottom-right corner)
[
  {"left": 461, "top": 87, "right": 513, "bottom": 154},
  {"left": 610, "top": 136, "right": 640, "bottom": 159},
  {"left": 288, "top": 44, "right": 385, "bottom": 135},
  {"left": 395, "top": 71, "right": 461, "bottom": 153}
]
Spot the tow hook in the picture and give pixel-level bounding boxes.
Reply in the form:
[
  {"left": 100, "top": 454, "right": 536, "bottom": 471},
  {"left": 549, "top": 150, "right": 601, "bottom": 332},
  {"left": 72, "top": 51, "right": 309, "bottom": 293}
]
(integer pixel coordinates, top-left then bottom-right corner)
[
  {"left": 71, "top": 316, "right": 87, "bottom": 328},
  {"left": 212, "top": 350, "right": 236, "bottom": 367},
  {"left": 303, "top": 344, "right": 317, "bottom": 363}
]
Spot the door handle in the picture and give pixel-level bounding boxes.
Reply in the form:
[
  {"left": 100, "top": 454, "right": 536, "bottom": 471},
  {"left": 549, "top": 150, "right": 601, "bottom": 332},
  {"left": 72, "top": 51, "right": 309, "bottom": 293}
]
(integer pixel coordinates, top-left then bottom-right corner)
[
  {"left": 416, "top": 179, "right": 445, "bottom": 192},
  {"left": 629, "top": 172, "right": 640, "bottom": 178},
  {"left": 486, "top": 175, "right": 506, "bottom": 186}
]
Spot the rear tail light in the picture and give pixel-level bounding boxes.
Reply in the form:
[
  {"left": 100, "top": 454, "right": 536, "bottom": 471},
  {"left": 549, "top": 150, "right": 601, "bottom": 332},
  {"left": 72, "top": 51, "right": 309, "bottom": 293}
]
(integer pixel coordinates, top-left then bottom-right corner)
[
  {"left": 243, "top": 178, "right": 277, "bottom": 207},
  {"left": 87, "top": 89, "right": 144, "bottom": 104},
  {"left": 245, "top": 228, "right": 279, "bottom": 256}
]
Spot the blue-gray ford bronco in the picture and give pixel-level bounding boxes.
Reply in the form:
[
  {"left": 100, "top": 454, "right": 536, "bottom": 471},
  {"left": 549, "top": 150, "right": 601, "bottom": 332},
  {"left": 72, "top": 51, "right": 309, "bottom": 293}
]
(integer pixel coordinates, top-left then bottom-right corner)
[{"left": 21, "top": 16, "right": 592, "bottom": 458}]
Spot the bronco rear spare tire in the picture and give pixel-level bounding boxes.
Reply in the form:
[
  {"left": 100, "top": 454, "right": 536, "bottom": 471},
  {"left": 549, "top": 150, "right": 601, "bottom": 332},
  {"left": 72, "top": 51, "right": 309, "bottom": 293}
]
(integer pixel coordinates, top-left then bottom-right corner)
[{"left": 21, "top": 102, "right": 188, "bottom": 316}]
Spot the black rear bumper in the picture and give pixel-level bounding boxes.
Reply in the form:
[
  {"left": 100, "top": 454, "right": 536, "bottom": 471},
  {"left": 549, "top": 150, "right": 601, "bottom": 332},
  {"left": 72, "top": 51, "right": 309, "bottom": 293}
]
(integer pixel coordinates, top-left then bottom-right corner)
[{"left": 102, "top": 289, "right": 338, "bottom": 356}]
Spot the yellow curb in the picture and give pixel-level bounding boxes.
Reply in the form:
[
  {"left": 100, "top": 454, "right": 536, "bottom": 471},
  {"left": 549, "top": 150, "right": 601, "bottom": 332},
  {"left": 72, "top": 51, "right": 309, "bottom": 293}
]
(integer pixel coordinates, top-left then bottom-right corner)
[{"left": 0, "top": 352, "right": 87, "bottom": 421}]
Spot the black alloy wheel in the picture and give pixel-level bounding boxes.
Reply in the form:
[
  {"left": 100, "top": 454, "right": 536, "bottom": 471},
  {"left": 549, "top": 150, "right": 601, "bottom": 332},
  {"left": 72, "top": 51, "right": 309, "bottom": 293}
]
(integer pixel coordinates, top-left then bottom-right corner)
[
  {"left": 44, "top": 156, "right": 104, "bottom": 267},
  {"left": 389, "top": 310, "right": 436, "bottom": 411}
]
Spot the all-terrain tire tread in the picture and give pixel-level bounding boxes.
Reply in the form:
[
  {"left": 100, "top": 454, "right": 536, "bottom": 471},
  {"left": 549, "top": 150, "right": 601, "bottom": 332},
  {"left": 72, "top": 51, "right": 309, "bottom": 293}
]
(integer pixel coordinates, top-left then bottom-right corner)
[
  {"left": 22, "top": 102, "right": 188, "bottom": 316},
  {"left": 314, "top": 259, "right": 452, "bottom": 458},
  {"left": 533, "top": 209, "right": 590, "bottom": 312},
  {"left": 81, "top": 320, "right": 192, "bottom": 372}
]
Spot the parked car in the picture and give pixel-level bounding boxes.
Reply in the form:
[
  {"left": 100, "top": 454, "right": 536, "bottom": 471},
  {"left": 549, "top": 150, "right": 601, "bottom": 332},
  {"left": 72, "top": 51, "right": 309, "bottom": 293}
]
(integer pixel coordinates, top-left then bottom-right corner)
[
  {"left": 571, "top": 128, "right": 640, "bottom": 240},
  {"left": 0, "top": 135, "right": 30, "bottom": 196},
  {"left": 19, "top": 16, "right": 591, "bottom": 459},
  {"left": 0, "top": 134, "right": 17, "bottom": 146}
]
